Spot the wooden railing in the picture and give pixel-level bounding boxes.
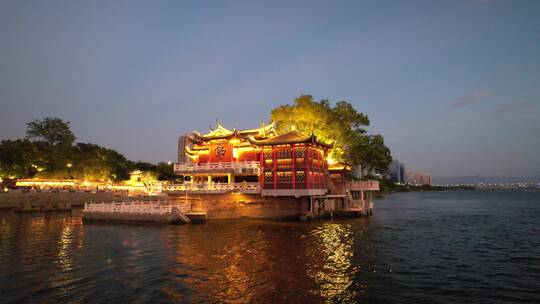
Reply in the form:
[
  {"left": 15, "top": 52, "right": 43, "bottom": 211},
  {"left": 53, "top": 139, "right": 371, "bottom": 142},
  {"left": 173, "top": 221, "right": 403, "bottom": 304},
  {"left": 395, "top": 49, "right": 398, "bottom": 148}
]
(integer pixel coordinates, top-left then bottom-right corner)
[
  {"left": 84, "top": 200, "right": 191, "bottom": 214},
  {"left": 174, "top": 161, "right": 260, "bottom": 174}
]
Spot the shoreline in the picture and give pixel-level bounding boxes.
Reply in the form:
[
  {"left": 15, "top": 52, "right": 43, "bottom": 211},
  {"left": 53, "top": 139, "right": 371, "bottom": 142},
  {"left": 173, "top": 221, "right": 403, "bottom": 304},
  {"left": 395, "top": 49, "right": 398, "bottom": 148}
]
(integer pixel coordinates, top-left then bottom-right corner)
[
  {"left": 376, "top": 187, "right": 539, "bottom": 197},
  {"left": 376, "top": 182, "right": 475, "bottom": 196}
]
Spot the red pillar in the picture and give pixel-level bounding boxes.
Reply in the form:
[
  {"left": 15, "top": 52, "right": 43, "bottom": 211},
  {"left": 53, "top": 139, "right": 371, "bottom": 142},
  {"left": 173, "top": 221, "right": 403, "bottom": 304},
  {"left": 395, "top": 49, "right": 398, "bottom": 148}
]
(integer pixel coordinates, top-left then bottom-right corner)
[
  {"left": 322, "top": 148, "right": 326, "bottom": 187},
  {"left": 305, "top": 144, "right": 309, "bottom": 189},
  {"left": 273, "top": 145, "right": 277, "bottom": 190},
  {"left": 318, "top": 149, "right": 322, "bottom": 188},
  {"left": 292, "top": 145, "right": 296, "bottom": 190},
  {"left": 260, "top": 148, "right": 264, "bottom": 189}
]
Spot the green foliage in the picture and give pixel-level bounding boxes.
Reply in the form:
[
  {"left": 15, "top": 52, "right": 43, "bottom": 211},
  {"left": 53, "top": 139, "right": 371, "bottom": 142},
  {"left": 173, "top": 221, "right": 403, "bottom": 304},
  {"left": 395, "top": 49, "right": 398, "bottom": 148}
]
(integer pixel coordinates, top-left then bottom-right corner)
[
  {"left": 132, "top": 161, "right": 175, "bottom": 181},
  {"left": 156, "top": 162, "right": 175, "bottom": 181},
  {"left": 0, "top": 141, "right": 135, "bottom": 181},
  {"left": 378, "top": 178, "right": 410, "bottom": 193},
  {"left": 25, "top": 117, "right": 76, "bottom": 147},
  {"left": 0, "top": 118, "right": 139, "bottom": 181},
  {"left": 69, "top": 143, "right": 134, "bottom": 181},
  {"left": 137, "top": 171, "right": 159, "bottom": 193},
  {"left": 0, "top": 139, "right": 39, "bottom": 178},
  {"left": 133, "top": 161, "right": 157, "bottom": 172},
  {"left": 352, "top": 135, "right": 392, "bottom": 174},
  {"left": 19, "top": 117, "right": 77, "bottom": 177},
  {"left": 270, "top": 95, "right": 392, "bottom": 172}
]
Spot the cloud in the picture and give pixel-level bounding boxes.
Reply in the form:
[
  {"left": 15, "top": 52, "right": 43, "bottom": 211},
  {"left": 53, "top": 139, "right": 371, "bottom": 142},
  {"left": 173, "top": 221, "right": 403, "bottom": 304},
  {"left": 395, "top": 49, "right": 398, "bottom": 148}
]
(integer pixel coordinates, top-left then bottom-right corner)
[
  {"left": 496, "top": 100, "right": 537, "bottom": 113},
  {"left": 451, "top": 91, "right": 491, "bottom": 108}
]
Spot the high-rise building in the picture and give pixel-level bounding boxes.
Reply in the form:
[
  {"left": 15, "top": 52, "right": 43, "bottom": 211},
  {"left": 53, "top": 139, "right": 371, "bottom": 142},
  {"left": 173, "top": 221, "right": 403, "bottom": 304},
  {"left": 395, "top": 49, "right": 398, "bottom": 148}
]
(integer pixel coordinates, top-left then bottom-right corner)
[
  {"left": 177, "top": 134, "right": 192, "bottom": 164},
  {"left": 389, "top": 160, "right": 406, "bottom": 184},
  {"left": 405, "top": 170, "right": 432, "bottom": 186}
]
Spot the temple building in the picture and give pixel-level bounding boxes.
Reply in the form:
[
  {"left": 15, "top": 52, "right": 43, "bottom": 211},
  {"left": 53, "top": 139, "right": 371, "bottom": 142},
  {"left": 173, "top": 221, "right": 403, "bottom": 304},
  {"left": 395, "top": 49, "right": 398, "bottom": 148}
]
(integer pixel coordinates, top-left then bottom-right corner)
[{"left": 167, "top": 121, "right": 379, "bottom": 219}]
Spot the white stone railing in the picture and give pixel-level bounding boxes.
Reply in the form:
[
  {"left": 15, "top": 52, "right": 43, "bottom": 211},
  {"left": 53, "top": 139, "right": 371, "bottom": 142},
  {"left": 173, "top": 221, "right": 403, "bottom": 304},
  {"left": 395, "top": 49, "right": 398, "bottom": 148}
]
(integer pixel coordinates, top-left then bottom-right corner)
[
  {"left": 84, "top": 200, "right": 191, "bottom": 214},
  {"left": 349, "top": 180, "right": 379, "bottom": 191},
  {"left": 174, "top": 161, "right": 260, "bottom": 174},
  {"left": 164, "top": 182, "right": 260, "bottom": 194},
  {"left": 231, "top": 183, "right": 260, "bottom": 192}
]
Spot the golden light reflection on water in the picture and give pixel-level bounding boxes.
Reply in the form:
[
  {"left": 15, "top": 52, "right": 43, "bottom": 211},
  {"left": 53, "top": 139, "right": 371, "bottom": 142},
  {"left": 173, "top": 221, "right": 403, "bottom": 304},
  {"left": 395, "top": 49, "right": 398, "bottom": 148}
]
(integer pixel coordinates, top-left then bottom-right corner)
[
  {"left": 158, "top": 220, "right": 365, "bottom": 303},
  {"left": 162, "top": 221, "right": 336, "bottom": 303},
  {"left": 306, "top": 223, "right": 357, "bottom": 302},
  {"left": 56, "top": 224, "right": 73, "bottom": 272},
  {"left": 219, "top": 242, "right": 259, "bottom": 303},
  {"left": 0, "top": 211, "right": 86, "bottom": 299},
  {"left": 1, "top": 210, "right": 374, "bottom": 303},
  {"left": 162, "top": 222, "right": 273, "bottom": 303},
  {"left": 50, "top": 215, "right": 84, "bottom": 296},
  {"left": 0, "top": 217, "right": 11, "bottom": 245}
]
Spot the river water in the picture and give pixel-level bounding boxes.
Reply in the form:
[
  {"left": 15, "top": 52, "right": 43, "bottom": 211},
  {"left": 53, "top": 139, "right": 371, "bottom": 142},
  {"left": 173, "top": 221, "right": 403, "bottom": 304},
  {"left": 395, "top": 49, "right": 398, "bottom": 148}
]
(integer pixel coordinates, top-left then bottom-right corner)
[{"left": 1, "top": 190, "right": 539, "bottom": 303}]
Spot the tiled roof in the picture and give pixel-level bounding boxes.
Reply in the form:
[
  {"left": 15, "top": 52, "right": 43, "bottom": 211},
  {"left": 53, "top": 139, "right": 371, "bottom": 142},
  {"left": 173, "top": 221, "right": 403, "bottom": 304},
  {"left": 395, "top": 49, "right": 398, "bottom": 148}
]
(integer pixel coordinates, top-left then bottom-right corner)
[
  {"left": 191, "top": 122, "right": 278, "bottom": 142},
  {"left": 250, "top": 130, "right": 331, "bottom": 147}
]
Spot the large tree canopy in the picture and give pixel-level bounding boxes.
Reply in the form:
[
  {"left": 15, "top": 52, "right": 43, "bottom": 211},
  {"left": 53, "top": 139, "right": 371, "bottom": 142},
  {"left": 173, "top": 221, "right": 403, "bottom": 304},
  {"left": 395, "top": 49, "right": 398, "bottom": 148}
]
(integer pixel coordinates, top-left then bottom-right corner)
[
  {"left": 0, "top": 118, "right": 124, "bottom": 180},
  {"left": 26, "top": 117, "right": 76, "bottom": 147},
  {"left": 270, "top": 95, "right": 392, "bottom": 173},
  {"left": 1, "top": 117, "right": 176, "bottom": 182},
  {"left": 69, "top": 143, "right": 134, "bottom": 181}
]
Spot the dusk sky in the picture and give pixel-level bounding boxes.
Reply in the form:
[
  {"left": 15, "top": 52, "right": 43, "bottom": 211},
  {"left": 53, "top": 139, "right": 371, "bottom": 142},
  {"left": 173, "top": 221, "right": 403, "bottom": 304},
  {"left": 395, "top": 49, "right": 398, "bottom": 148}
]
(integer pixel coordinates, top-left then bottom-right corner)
[{"left": 1, "top": 0, "right": 539, "bottom": 178}]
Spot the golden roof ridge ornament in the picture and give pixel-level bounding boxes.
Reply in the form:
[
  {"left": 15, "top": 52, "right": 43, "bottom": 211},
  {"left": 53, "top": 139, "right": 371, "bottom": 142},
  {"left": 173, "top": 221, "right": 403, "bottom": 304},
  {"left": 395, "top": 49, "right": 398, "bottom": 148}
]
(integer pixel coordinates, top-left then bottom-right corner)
[
  {"left": 204, "top": 118, "right": 235, "bottom": 137},
  {"left": 209, "top": 118, "right": 220, "bottom": 132},
  {"left": 258, "top": 120, "right": 265, "bottom": 136}
]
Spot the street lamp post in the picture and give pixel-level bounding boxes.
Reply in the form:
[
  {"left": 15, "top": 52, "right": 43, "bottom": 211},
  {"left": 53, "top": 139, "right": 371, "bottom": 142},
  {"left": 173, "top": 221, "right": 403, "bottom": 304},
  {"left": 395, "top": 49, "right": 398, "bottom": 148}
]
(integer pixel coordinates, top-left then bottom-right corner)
[{"left": 66, "top": 163, "right": 73, "bottom": 179}]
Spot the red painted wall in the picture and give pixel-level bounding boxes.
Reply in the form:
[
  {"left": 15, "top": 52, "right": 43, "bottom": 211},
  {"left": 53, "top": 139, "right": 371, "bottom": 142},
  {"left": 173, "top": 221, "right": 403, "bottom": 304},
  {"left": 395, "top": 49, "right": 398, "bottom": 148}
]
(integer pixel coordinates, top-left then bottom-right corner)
[
  {"left": 238, "top": 150, "right": 259, "bottom": 162},
  {"left": 198, "top": 154, "right": 209, "bottom": 163},
  {"left": 208, "top": 142, "right": 233, "bottom": 163}
]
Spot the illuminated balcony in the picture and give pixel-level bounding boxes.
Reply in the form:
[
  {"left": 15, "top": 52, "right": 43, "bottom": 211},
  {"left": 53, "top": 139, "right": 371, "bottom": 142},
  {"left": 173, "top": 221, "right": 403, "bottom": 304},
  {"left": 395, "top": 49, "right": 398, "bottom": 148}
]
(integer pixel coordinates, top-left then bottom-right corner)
[
  {"left": 174, "top": 161, "right": 260, "bottom": 175},
  {"left": 163, "top": 182, "right": 261, "bottom": 194}
]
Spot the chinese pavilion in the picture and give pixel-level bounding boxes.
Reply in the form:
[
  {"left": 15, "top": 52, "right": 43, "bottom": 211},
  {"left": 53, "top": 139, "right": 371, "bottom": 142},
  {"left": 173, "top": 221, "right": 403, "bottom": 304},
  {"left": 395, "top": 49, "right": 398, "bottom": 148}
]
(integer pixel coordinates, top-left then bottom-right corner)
[
  {"left": 174, "top": 121, "right": 330, "bottom": 197},
  {"left": 169, "top": 121, "right": 379, "bottom": 219}
]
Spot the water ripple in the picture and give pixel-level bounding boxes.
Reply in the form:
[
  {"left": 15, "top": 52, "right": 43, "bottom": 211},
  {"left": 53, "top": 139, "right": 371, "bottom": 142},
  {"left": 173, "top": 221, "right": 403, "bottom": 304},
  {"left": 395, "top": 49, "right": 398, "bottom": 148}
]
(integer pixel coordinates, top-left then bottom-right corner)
[{"left": 1, "top": 190, "right": 540, "bottom": 303}]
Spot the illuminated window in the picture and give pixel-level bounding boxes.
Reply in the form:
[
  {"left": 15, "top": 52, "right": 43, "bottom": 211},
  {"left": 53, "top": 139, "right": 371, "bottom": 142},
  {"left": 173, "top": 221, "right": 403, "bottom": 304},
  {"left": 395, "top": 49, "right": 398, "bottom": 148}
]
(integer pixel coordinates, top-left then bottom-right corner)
[
  {"left": 276, "top": 148, "right": 292, "bottom": 159},
  {"left": 277, "top": 172, "right": 292, "bottom": 183},
  {"left": 277, "top": 159, "right": 292, "bottom": 169},
  {"left": 296, "top": 147, "right": 305, "bottom": 158},
  {"left": 264, "top": 172, "right": 273, "bottom": 183},
  {"left": 296, "top": 171, "right": 305, "bottom": 182}
]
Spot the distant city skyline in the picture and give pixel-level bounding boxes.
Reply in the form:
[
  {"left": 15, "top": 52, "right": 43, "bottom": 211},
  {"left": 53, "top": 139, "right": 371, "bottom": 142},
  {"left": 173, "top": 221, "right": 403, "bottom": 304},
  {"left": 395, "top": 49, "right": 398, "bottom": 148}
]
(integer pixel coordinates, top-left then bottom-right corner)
[{"left": 1, "top": 1, "right": 539, "bottom": 178}]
